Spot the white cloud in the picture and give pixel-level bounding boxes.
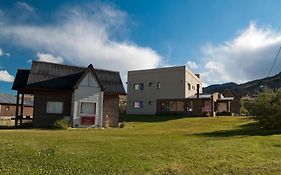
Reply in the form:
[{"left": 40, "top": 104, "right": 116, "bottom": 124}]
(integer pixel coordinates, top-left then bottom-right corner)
[
  {"left": 200, "top": 22, "right": 281, "bottom": 85},
  {"left": 15, "top": 2, "right": 35, "bottom": 12},
  {"left": 0, "top": 3, "right": 162, "bottom": 83},
  {"left": 37, "top": 52, "right": 64, "bottom": 64},
  {"left": 0, "top": 70, "right": 14, "bottom": 82},
  {"left": 0, "top": 48, "right": 10, "bottom": 57},
  {"left": 186, "top": 61, "right": 198, "bottom": 70}
]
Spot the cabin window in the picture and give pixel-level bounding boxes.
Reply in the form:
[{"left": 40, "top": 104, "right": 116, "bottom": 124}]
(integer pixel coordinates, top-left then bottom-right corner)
[
  {"left": 134, "top": 83, "right": 144, "bottom": 91},
  {"left": 133, "top": 101, "right": 143, "bottom": 108},
  {"left": 80, "top": 102, "right": 96, "bottom": 114},
  {"left": 46, "top": 101, "right": 63, "bottom": 114},
  {"left": 5, "top": 106, "right": 10, "bottom": 111},
  {"left": 157, "top": 82, "right": 161, "bottom": 89},
  {"left": 149, "top": 82, "right": 153, "bottom": 87}
]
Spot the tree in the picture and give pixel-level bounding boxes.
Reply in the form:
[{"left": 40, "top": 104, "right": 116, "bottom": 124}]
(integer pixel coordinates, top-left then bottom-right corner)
[{"left": 248, "top": 87, "right": 281, "bottom": 129}]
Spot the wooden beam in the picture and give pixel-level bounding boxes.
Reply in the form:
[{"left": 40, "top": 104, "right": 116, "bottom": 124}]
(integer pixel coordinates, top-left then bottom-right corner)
[
  {"left": 20, "top": 93, "right": 24, "bottom": 125},
  {"left": 15, "top": 92, "right": 20, "bottom": 126},
  {"left": 227, "top": 101, "right": 231, "bottom": 112}
]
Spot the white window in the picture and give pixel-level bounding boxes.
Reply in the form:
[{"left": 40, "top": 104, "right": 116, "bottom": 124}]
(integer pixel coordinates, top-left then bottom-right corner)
[
  {"left": 134, "top": 83, "right": 144, "bottom": 91},
  {"left": 46, "top": 101, "right": 63, "bottom": 114},
  {"left": 80, "top": 102, "right": 96, "bottom": 114},
  {"left": 134, "top": 101, "right": 144, "bottom": 108},
  {"left": 157, "top": 82, "right": 160, "bottom": 89}
]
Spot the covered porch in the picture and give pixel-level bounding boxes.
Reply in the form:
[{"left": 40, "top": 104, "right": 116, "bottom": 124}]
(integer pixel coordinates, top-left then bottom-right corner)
[
  {"left": 12, "top": 69, "right": 34, "bottom": 127},
  {"left": 156, "top": 94, "right": 234, "bottom": 116}
]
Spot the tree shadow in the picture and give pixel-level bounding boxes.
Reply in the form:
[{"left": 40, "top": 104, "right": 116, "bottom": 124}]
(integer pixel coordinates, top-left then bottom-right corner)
[
  {"left": 194, "top": 122, "right": 281, "bottom": 137},
  {"left": 120, "top": 114, "right": 194, "bottom": 123}
]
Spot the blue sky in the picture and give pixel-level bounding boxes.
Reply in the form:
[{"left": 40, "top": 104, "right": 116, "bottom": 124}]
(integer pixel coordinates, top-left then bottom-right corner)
[{"left": 1, "top": 0, "right": 281, "bottom": 94}]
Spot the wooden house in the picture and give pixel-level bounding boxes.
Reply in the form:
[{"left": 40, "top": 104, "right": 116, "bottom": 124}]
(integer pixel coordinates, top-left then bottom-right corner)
[{"left": 12, "top": 61, "right": 126, "bottom": 128}]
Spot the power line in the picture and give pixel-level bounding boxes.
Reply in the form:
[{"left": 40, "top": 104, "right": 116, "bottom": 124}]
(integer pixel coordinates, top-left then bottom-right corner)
[{"left": 267, "top": 46, "right": 281, "bottom": 77}]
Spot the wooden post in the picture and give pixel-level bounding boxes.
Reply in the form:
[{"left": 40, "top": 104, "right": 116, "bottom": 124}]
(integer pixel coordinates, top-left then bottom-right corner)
[
  {"left": 227, "top": 101, "right": 231, "bottom": 112},
  {"left": 20, "top": 93, "right": 24, "bottom": 125},
  {"left": 15, "top": 92, "right": 20, "bottom": 126}
]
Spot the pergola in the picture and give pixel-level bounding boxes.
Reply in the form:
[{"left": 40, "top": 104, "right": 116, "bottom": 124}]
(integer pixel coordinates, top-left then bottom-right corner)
[
  {"left": 11, "top": 69, "right": 34, "bottom": 127},
  {"left": 14, "top": 89, "right": 34, "bottom": 126}
]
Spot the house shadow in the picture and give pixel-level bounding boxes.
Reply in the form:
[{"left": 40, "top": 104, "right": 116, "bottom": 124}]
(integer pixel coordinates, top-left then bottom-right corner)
[
  {"left": 194, "top": 122, "right": 281, "bottom": 137},
  {"left": 120, "top": 114, "right": 193, "bottom": 123},
  {"left": 0, "top": 123, "right": 33, "bottom": 130}
]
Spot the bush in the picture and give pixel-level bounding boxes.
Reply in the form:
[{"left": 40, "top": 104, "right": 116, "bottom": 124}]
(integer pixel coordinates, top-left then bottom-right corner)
[
  {"left": 54, "top": 119, "right": 69, "bottom": 129},
  {"left": 119, "top": 121, "right": 126, "bottom": 128},
  {"left": 248, "top": 87, "right": 281, "bottom": 129}
]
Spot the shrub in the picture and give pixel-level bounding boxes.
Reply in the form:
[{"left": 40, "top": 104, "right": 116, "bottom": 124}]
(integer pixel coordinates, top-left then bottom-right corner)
[
  {"left": 248, "top": 87, "right": 281, "bottom": 129},
  {"left": 240, "top": 99, "right": 249, "bottom": 115},
  {"left": 54, "top": 119, "right": 69, "bottom": 129},
  {"left": 119, "top": 121, "right": 126, "bottom": 128}
]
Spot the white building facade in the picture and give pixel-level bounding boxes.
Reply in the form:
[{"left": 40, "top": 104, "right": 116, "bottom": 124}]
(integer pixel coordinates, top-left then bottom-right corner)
[{"left": 127, "top": 66, "right": 202, "bottom": 115}]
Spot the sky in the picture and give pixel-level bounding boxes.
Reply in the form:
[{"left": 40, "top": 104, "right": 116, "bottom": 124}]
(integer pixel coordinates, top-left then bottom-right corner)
[{"left": 1, "top": 0, "right": 281, "bottom": 94}]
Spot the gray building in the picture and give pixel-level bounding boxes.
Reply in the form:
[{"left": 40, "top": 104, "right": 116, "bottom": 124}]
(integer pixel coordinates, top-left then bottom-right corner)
[{"left": 127, "top": 66, "right": 202, "bottom": 115}]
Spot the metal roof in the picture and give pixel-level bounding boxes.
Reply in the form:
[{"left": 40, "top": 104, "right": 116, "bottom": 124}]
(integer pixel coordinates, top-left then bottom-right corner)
[
  {"left": 0, "top": 94, "right": 33, "bottom": 106},
  {"left": 12, "top": 61, "right": 126, "bottom": 95},
  {"left": 188, "top": 94, "right": 212, "bottom": 99}
]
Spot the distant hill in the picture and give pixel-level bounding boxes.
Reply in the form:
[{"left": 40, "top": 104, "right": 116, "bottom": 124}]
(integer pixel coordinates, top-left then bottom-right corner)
[{"left": 203, "top": 72, "right": 281, "bottom": 97}]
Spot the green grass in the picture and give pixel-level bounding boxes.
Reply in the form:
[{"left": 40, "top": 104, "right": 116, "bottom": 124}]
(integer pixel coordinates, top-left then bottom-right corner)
[{"left": 1, "top": 116, "right": 281, "bottom": 175}]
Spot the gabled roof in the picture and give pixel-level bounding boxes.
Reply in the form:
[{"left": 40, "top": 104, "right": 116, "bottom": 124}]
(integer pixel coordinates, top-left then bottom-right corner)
[
  {"left": 12, "top": 69, "right": 30, "bottom": 90},
  {"left": 12, "top": 61, "right": 126, "bottom": 95},
  {"left": 73, "top": 64, "right": 104, "bottom": 90},
  {"left": 222, "top": 89, "right": 241, "bottom": 104}
]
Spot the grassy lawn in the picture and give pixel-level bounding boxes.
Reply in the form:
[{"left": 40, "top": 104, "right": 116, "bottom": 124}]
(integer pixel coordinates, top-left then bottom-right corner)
[{"left": 1, "top": 116, "right": 281, "bottom": 175}]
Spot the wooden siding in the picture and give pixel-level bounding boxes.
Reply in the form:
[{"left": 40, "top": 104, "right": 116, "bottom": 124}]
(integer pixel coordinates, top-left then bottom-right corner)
[
  {"left": 103, "top": 95, "right": 119, "bottom": 127},
  {"left": 33, "top": 90, "right": 72, "bottom": 128},
  {"left": 72, "top": 72, "right": 103, "bottom": 127}
]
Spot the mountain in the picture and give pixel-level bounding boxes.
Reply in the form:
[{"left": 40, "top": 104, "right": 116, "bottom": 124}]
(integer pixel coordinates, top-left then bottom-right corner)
[{"left": 203, "top": 72, "right": 281, "bottom": 97}]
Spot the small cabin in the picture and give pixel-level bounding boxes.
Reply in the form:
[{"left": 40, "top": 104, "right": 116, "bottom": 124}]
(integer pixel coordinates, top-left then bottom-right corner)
[{"left": 12, "top": 61, "right": 126, "bottom": 128}]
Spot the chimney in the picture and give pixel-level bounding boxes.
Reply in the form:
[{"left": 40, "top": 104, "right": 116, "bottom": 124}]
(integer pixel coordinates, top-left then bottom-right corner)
[
  {"left": 196, "top": 84, "right": 200, "bottom": 98},
  {"left": 195, "top": 74, "right": 200, "bottom": 79}
]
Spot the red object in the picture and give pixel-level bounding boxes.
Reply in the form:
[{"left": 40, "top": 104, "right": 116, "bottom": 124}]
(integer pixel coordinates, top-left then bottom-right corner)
[{"left": 81, "top": 116, "right": 95, "bottom": 125}]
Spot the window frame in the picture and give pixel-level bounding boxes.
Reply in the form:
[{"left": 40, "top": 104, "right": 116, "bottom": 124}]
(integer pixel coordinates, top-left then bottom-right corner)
[
  {"left": 157, "top": 82, "right": 161, "bottom": 89},
  {"left": 80, "top": 101, "right": 97, "bottom": 115},
  {"left": 134, "top": 83, "right": 144, "bottom": 91},
  {"left": 133, "top": 101, "right": 144, "bottom": 109},
  {"left": 46, "top": 101, "right": 64, "bottom": 114}
]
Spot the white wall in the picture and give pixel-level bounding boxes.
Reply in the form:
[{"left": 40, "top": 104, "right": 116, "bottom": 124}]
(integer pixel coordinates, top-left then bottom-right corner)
[
  {"left": 185, "top": 68, "right": 203, "bottom": 97},
  {"left": 127, "top": 66, "right": 186, "bottom": 115},
  {"left": 127, "top": 66, "right": 203, "bottom": 115},
  {"left": 72, "top": 72, "right": 103, "bottom": 128}
]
